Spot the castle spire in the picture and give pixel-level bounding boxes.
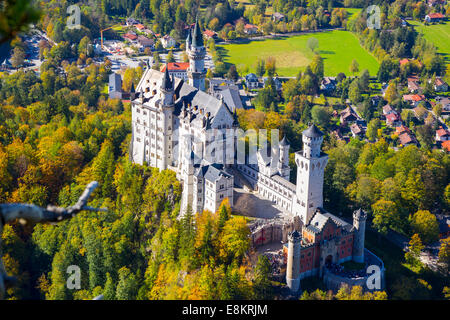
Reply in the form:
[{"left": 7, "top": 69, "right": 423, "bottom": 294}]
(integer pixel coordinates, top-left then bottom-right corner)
[
  {"left": 161, "top": 65, "right": 173, "bottom": 91},
  {"left": 192, "top": 17, "right": 203, "bottom": 48}
]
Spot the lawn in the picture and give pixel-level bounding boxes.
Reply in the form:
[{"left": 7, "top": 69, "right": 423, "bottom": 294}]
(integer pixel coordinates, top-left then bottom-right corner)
[
  {"left": 218, "top": 30, "right": 379, "bottom": 77},
  {"left": 409, "top": 20, "right": 450, "bottom": 64}
]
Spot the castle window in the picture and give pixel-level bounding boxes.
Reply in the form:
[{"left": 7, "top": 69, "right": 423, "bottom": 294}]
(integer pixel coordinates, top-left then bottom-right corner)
[{"left": 137, "top": 108, "right": 141, "bottom": 113}]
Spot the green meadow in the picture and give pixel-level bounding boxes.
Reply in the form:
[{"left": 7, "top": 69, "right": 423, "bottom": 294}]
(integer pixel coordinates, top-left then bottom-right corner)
[
  {"left": 218, "top": 30, "right": 380, "bottom": 77},
  {"left": 409, "top": 20, "right": 450, "bottom": 64}
]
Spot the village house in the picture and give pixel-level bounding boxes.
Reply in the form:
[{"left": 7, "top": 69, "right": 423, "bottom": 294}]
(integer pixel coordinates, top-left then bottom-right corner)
[
  {"left": 382, "top": 104, "right": 395, "bottom": 116},
  {"left": 245, "top": 73, "right": 261, "bottom": 89},
  {"left": 403, "top": 94, "right": 426, "bottom": 107},
  {"left": 425, "top": 12, "right": 446, "bottom": 22},
  {"left": 272, "top": 12, "right": 286, "bottom": 22},
  {"left": 413, "top": 105, "right": 429, "bottom": 120},
  {"left": 263, "top": 77, "right": 283, "bottom": 92},
  {"left": 436, "top": 128, "right": 450, "bottom": 142},
  {"left": 430, "top": 77, "right": 449, "bottom": 92},
  {"left": 442, "top": 140, "right": 450, "bottom": 152},
  {"left": 203, "top": 29, "right": 217, "bottom": 40},
  {"left": 386, "top": 112, "right": 403, "bottom": 127},
  {"left": 350, "top": 123, "right": 364, "bottom": 138},
  {"left": 244, "top": 24, "right": 258, "bottom": 34},
  {"left": 138, "top": 35, "right": 154, "bottom": 49},
  {"left": 428, "top": 0, "right": 446, "bottom": 7},
  {"left": 135, "top": 24, "right": 145, "bottom": 32},
  {"left": 396, "top": 125, "right": 411, "bottom": 136},
  {"left": 438, "top": 97, "right": 450, "bottom": 111},
  {"left": 398, "top": 131, "right": 418, "bottom": 147},
  {"left": 123, "top": 32, "right": 138, "bottom": 42},
  {"left": 161, "top": 35, "right": 176, "bottom": 48},
  {"left": 320, "top": 77, "right": 337, "bottom": 92},
  {"left": 340, "top": 106, "right": 358, "bottom": 125}
]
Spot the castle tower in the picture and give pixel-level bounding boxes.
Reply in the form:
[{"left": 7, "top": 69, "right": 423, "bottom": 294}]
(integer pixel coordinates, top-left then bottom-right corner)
[
  {"left": 278, "top": 135, "right": 290, "bottom": 180},
  {"left": 187, "top": 18, "right": 206, "bottom": 91},
  {"left": 294, "top": 124, "right": 328, "bottom": 225},
  {"left": 286, "top": 230, "right": 301, "bottom": 293},
  {"left": 352, "top": 208, "right": 367, "bottom": 263},
  {"left": 160, "top": 67, "right": 174, "bottom": 169}
]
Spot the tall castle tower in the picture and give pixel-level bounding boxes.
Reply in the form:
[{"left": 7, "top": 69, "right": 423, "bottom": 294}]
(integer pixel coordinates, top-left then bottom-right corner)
[
  {"left": 286, "top": 230, "right": 301, "bottom": 293},
  {"left": 352, "top": 208, "right": 367, "bottom": 263},
  {"left": 160, "top": 68, "right": 174, "bottom": 169},
  {"left": 186, "top": 19, "right": 206, "bottom": 91},
  {"left": 294, "top": 125, "right": 328, "bottom": 225}
]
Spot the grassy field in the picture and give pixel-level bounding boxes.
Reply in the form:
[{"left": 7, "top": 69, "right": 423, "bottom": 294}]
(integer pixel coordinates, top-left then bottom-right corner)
[
  {"left": 409, "top": 20, "right": 450, "bottom": 64},
  {"left": 218, "top": 30, "right": 379, "bottom": 77}
]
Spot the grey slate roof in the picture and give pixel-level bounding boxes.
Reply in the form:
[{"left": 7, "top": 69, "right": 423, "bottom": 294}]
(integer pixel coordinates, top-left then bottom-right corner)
[
  {"left": 195, "top": 164, "right": 231, "bottom": 182},
  {"left": 303, "top": 124, "right": 323, "bottom": 138}
]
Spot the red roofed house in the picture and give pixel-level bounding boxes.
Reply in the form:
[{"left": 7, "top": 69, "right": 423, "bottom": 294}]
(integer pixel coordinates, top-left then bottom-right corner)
[
  {"left": 386, "top": 112, "right": 403, "bottom": 127},
  {"left": 398, "top": 132, "right": 417, "bottom": 147},
  {"left": 442, "top": 140, "right": 450, "bottom": 152},
  {"left": 436, "top": 128, "right": 450, "bottom": 142},
  {"left": 135, "top": 24, "right": 145, "bottom": 31},
  {"left": 160, "top": 62, "right": 189, "bottom": 81},
  {"left": 382, "top": 104, "right": 394, "bottom": 115},
  {"left": 396, "top": 125, "right": 411, "bottom": 135},
  {"left": 399, "top": 58, "right": 410, "bottom": 66},
  {"left": 425, "top": 13, "right": 446, "bottom": 22},
  {"left": 124, "top": 33, "right": 138, "bottom": 41},
  {"left": 403, "top": 94, "right": 426, "bottom": 107},
  {"left": 203, "top": 29, "right": 217, "bottom": 39},
  {"left": 244, "top": 24, "right": 258, "bottom": 34}
]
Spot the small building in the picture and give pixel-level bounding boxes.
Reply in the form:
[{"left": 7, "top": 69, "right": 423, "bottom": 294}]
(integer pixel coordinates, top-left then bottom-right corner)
[
  {"left": 382, "top": 104, "right": 394, "bottom": 115},
  {"left": 245, "top": 73, "right": 260, "bottom": 89},
  {"left": 431, "top": 77, "right": 448, "bottom": 92},
  {"left": 244, "top": 24, "right": 258, "bottom": 34},
  {"left": 123, "top": 32, "right": 138, "bottom": 41},
  {"left": 135, "top": 24, "right": 145, "bottom": 31},
  {"left": 413, "top": 105, "right": 429, "bottom": 119},
  {"left": 340, "top": 106, "right": 358, "bottom": 124},
  {"left": 272, "top": 12, "right": 286, "bottom": 22},
  {"left": 436, "top": 128, "right": 450, "bottom": 141},
  {"left": 161, "top": 35, "right": 176, "bottom": 49},
  {"left": 403, "top": 94, "right": 426, "bottom": 107},
  {"left": 320, "top": 77, "right": 337, "bottom": 92},
  {"left": 396, "top": 125, "right": 411, "bottom": 135},
  {"left": 160, "top": 62, "right": 189, "bottom": 81},
  {"left": 386, "top": 112, "right": 402, "bottom": 127},
  {"left": 137, "top": 35, "right": 154, "bottom": 49},
  {"left": 436, "top": 214, "right": 450, "bottom": 238},
  {"left": 425, "top": 13, "right": 446, "bottom": 22},
  {"left": 438, "top": 97, "right": 450, "bottom": 111},
  {"left": 203, "top": 29, "right": 217, "bottom": 39},
  {"left": 263, "top": 77, "right": 282, "bottom": 92},
  {"left": 350, "top": 123, "right": 364, "bottom": 137},
  {"left": 398, "top": 131, "right": 417, "bottom": 146},
  {"left": 126, "top": 17, "right": 139, "bottom": 26},
  {"left": 442, "top": 140, "right": 450, "bottom": 152},
  {"left": 399, "top": 58, "right": 410, "bottom": 66},
  {"left": 408, "top": 80, "right": 420, "bottom": 93},
  {"left": 109, "top": 73, "right": 122, "bottom": 99}
]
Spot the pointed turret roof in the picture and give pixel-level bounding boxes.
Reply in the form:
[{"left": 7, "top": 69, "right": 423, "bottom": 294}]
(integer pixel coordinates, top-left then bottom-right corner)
[
  {"left": 130, "top": 82, "right": 135, "bottom": 93},
  {"left": 161, "top": 65, "right": 173, "bottom": 90},
  {"left": 280, "top": 135, "right": 290, "bottom": 146},
  {"left": 192, "top": 17, "right": 203, "bottom": 48},
  {"left": 186, "top": 29, "right": 192, "bottom": 45},
  {"left": 302, "top": 124, "right": 323, "bottom": 138}
]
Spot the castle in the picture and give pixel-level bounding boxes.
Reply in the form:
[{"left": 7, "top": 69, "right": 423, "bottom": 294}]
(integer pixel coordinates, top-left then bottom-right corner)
[{"left": 130, "top": 19, "right": 383, "bottom": 293}]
